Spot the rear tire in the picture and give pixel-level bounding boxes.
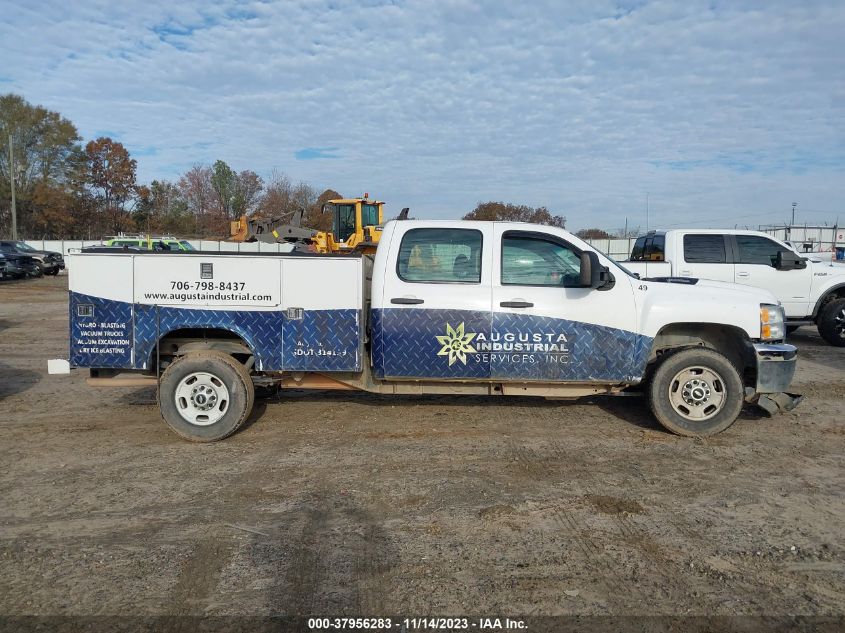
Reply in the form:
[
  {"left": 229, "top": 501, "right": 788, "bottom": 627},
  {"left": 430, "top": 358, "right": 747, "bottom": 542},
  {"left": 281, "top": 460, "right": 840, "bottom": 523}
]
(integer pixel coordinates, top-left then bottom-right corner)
[
  {"left": 647, "top": 348, "right": 744, "bottom": 437},
  {"left": 158, "top": 351, "right": 255, "bottom": 442},
  {"left": 817, "top": 298, "right": 845, "bottom": 347}
]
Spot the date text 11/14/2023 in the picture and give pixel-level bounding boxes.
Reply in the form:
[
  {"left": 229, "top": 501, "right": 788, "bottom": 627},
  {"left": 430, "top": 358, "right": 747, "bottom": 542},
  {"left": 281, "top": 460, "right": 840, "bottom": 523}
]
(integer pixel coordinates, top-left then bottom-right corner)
[{"left": 307, "top": 617, "right": 528, "bottom": 630}]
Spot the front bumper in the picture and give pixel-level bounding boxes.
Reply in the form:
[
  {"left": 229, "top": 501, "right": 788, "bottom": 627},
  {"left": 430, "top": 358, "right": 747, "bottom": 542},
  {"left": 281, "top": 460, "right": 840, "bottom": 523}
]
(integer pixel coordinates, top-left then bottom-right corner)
[
  {"left": 754, "top": 343, "right": 797, "bottom": 393},
  {"left": 749, "top": 343, "right": 802, "bottom": 414}
]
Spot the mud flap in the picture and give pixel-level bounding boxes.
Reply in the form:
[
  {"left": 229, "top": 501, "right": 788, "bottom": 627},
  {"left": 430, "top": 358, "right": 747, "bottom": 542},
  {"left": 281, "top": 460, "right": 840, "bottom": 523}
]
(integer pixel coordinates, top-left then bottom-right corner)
[{"left": 753, "top": 392, "right": 804, "bottom": 416}]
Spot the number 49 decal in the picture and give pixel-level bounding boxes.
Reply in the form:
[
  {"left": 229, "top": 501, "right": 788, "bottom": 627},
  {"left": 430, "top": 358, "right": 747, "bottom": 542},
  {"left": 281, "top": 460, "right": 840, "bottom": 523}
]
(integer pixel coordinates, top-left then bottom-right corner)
[{"left": 638, "top": 284, "right": 648, "bottom": 291}]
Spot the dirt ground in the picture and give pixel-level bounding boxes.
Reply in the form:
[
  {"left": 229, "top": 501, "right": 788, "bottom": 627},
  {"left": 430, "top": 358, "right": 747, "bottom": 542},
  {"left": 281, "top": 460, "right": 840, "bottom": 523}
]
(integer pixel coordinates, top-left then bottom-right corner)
[{"left": 1, "top": 274, "right": 843, "bottom": 621}]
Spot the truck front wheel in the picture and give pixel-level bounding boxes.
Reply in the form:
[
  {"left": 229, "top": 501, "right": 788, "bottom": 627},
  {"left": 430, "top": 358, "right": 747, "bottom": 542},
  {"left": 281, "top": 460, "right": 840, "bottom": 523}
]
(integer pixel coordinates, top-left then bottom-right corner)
[
  {"left": 158, "top": 351, "right": 255, "bottom": 442},
  {"left": 817, "top": 298, "right": 845, "bottom": 347},
  {"left": 647, "top": 348, "right": 744, "bottom": 437}
]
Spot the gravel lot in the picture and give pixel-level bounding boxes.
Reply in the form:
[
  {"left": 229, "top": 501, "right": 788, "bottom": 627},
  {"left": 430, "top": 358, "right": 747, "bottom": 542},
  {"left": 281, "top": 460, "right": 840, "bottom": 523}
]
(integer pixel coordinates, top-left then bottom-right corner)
[{"left": 1, "top": 275, "right": 843, "bottom": 620}]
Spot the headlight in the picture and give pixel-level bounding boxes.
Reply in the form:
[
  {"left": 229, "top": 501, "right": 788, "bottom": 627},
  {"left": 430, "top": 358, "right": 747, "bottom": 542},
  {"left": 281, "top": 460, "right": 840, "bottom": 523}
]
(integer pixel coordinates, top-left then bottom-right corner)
[{"left": 760, "top": 304, "right": 785, "bottom": 341}]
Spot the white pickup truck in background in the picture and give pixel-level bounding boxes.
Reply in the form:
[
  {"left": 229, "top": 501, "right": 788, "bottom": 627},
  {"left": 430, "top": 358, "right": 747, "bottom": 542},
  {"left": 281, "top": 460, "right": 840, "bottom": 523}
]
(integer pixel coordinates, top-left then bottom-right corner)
[
  {"left": 625, "top": 229, "right": 845, "bottom": 346},
  {"left": 52, "top": 220, "right": 801, "bottom": 441}
]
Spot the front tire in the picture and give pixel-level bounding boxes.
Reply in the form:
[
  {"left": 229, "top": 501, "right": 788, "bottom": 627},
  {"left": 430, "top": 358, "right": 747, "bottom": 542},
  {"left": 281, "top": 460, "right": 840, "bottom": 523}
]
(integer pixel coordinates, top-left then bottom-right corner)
[
  {"left": 817, "top": 298, "right": 845, "bottom": 347},
  {"left": 158, "top": 351, "right": 255, "bottom": 442},
  {"left": 647, "top": 348, "right": 744, "bottom": 437}
]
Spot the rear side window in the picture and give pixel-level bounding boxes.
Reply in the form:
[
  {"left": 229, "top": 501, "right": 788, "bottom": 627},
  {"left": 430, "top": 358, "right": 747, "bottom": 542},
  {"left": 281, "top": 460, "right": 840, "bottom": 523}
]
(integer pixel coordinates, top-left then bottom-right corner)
[
  {"left": 736, "top": 235, "right": 780, "bottom": 265},
  {"left": 683, "top": 235, "right": 727, "bottom": 263},
  {"left": 630, "top": 235, "right": 665, "bottom": 261},
  {"left": 397, "top": 228, "right": 483, "bottom": 283},
  {"left": 630, "top": 237, "right": 646, "bottom": 260}
]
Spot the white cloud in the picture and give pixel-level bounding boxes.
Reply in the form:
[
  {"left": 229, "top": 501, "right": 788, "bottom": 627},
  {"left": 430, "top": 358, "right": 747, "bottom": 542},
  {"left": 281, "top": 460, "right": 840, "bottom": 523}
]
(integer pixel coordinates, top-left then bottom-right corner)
[{"left": 1, "top": 0, "right": 842, "bottom": 229}]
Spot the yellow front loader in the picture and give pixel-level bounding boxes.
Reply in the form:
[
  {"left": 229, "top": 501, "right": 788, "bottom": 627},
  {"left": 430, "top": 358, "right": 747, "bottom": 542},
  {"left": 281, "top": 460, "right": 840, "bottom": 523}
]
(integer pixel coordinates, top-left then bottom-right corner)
[
  {"left": 230, "top": 194, "right": 395, "bottom": 256},
  {"left": 313, "top": 195, "right": 385, "bottom": 255}
]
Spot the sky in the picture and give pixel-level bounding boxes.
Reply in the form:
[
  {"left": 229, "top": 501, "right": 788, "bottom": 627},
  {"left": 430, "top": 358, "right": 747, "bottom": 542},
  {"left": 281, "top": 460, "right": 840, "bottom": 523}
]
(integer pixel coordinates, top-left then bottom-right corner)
[{"left": 1, "top": 0, "right": 843, "bottom": 230}]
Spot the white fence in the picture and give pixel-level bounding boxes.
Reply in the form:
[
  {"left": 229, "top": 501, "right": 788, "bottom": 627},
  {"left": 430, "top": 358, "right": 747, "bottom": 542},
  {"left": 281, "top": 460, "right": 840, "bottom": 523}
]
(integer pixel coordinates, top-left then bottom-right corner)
[
  {"left": 24, "top": 238, "right": 635, "bottom": 260},
  {"left": 22, "top": 239, "right": 295, "bottom": 257},
  {"left": 22, "top": 228, "right": 845, "bottom": 264}
]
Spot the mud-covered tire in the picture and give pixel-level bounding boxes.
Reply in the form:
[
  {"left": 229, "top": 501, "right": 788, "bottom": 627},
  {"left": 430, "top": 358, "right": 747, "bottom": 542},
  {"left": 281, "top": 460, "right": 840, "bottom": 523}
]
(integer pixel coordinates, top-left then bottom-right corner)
[
  {"left": 46, "top": 267, "right": 59, "bottom": 276},
  {"left": 158, "top": 351, "right": 254, "bottom": 442},
  {"left": 817, "top": 298, "right": 845, "bottom": 347},
  {"left": 647, "top": 348, "right": 744, "bottom": 437}
]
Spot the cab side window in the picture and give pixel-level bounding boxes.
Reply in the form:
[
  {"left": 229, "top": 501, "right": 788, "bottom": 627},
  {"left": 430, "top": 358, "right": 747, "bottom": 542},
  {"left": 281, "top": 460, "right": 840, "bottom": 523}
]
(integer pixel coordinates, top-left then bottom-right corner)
[
  {"left": 683, "top": 235, "right": 727, "bottom": 263},
  {"left": 736, "top": 235, "right": 781, "bottom": 265},
  {"left": 630, "top": 235, "right": 665, "bottom": 262},
  {"left": 502, "top": 234, "right": 582, "bottom": 287},
  {"left": 397, "top": 228, "right": 482, "bottom": 283}
]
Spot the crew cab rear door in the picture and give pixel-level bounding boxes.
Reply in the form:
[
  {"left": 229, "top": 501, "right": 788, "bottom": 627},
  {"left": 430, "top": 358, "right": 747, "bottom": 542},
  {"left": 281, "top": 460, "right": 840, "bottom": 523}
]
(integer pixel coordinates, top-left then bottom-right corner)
[
  {"left": 490, "top": 226, "right": 647, "bottom": 382},
  {"left": 373, "top": 223, "right": 493, "bottom": 379},
  {"left": 677, "top": 233, "right": 735, "bottom": 282}
]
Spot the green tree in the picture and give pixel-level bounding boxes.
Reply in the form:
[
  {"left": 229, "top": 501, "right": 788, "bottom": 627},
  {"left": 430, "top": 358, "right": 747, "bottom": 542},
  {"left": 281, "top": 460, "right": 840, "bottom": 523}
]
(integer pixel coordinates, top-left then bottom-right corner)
[
  {"left": 0, "top": 93, "right": 81, "bottom": 236},
  {"left": 134, "top": 179, "right": 193, "bottom": 235},
  {"left": 463, "top": 201, "right": 565, "bottom": 228},
  {"left": 84, "top": 137, "right": 138, "bottom": 234},
  {"left": 576, "top": 228, "right": 612, "bottom": 239},
  {"left": 211, "top": 159, "right": 263, "bottom": 220}
]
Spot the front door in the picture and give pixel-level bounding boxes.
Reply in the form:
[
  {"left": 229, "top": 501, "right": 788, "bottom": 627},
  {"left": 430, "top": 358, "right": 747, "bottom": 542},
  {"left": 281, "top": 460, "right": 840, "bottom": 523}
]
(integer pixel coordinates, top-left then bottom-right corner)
[
  {"left": 376, "top": 225, "right": 492, "bottom": 379},
  {"left": 732, "top": 234, "right": 811, "bottom": 318},
  {"left": 490, "top": 227, "right": 646, "bottom": 382}
]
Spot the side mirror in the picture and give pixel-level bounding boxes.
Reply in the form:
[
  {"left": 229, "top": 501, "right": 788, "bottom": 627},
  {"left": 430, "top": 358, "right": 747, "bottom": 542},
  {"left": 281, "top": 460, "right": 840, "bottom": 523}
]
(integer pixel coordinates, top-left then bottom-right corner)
[
  {"left": 774, "top": 249, "right": 807, "bottom": 270},
  {"left": 580, "top": 251, "right": 615, "bottom": 290},
  {"left": 321, "top": 203, "right": 333, "bottom": 214}
]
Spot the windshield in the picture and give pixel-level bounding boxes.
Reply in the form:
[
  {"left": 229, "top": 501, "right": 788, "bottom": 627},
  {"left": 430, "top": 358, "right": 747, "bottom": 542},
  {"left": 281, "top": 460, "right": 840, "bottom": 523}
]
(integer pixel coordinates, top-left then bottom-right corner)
[
  {"left": 179, "top": 241, "right": 196, "bottom": 251},
  {"left": 589, "top": 245, "right": 639, "bottom": 278},
  {"left": 13, "top": 241, "right": 36, "bottom": 252}
]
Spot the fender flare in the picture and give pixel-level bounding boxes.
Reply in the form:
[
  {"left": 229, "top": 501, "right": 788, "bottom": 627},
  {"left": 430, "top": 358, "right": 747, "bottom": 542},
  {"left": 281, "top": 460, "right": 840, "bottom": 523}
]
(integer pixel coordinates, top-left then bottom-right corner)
[{"left": 811, "top": 282, "right": 845, "bottom": 318}]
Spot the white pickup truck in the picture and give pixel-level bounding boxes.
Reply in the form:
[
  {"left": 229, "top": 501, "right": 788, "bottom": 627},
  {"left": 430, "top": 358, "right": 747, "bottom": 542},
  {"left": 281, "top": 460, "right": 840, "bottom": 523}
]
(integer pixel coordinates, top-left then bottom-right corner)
[
  {"left": 52, "top": 220, "right": 800, "bottom": 441},
  {"left": 625, "top": 229, "right": 845, "bottom": 346}
]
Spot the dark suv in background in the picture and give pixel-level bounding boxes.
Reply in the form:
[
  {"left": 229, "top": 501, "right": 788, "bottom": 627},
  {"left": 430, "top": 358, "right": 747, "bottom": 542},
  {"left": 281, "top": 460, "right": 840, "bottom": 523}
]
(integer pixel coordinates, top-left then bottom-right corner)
[{"left": 0, "top": 241, "right": 65, "bottom": 275}]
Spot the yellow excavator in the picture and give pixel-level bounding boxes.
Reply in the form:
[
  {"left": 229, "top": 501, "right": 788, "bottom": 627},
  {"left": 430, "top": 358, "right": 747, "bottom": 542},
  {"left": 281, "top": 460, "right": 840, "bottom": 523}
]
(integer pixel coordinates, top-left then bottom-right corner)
[{"left": 230, "top": 194, "right": 397, "bottom": 256}]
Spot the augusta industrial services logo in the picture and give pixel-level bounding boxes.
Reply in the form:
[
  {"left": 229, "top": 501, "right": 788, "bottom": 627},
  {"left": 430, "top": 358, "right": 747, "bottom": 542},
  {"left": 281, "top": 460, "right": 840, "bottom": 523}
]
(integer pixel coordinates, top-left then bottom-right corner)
[
  {"left": 435, "top": 321, "right": 572, "bottom": 367},
  {"left": 436, "top": 322, "right": 477, "bottom": 365}
]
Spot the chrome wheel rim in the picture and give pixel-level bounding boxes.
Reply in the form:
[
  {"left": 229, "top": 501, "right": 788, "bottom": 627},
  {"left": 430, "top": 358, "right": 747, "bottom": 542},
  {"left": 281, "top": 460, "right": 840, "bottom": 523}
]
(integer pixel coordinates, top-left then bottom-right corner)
[
  {"left": 174, "top": 372, "right": 230, "bottom": 426},
  {"left": 834, "top": 307, "right": 845, "bottom": 339},
  {"left": 668, "top": 366, "right": 727, "bottom": 422}
]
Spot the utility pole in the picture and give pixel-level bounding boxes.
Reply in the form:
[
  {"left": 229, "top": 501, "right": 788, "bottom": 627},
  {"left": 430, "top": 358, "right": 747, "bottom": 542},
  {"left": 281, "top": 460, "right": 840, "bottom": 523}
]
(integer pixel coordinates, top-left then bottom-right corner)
[
  {"left": 646, "top": 192, "right": 650, "bottom": 232},
  {"left": 8, "top": 131, "right": 17, "bottom": 240}
]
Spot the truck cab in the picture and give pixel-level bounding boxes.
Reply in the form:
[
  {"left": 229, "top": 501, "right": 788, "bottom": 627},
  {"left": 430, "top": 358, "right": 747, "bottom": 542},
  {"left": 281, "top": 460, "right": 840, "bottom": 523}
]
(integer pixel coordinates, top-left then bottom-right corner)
[{"left": 627, "top": 229, "right": 845, "bottom": 346}]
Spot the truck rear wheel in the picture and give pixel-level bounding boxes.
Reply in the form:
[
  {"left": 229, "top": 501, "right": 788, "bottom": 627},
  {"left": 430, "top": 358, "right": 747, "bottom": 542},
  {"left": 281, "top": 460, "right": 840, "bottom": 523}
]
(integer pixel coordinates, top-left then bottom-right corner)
[
  {"left": 647, "top": 348, "right": 744, "bottom": 437},
  {"left": 158, "top": 351, "right": 255, "bottom": 442},
  {"left": 817, "top": 298, "right": 845, "bottom": 347}
]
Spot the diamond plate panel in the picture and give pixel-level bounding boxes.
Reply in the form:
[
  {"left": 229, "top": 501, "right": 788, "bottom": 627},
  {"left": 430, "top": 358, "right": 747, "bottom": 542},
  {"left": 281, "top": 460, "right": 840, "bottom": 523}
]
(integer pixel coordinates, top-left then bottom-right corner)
[
  {"left": 133, "top": 303, "right": 283, "bottom": 370},
  {"left": 70, "top": 292, "right": 361, "bottom": 372},
  {"left": 372, "top": 307, "right": 652, "bottom": 382},
  {"left": 70, "top": 292, "right": 133, "bottom": 368},
  {"left": 491, "top": 312, "right": 652, "bottom": 382},
  {"left": 373, "top": 308, "right": 492, "bottom": 379},
  {"left": 282, "top": 309, "right": 361, "bottom": 371}
]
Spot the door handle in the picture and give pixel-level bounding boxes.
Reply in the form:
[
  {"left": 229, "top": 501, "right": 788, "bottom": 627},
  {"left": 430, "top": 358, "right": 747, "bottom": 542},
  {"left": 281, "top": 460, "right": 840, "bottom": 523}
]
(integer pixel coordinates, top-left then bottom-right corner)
[
  {"left": 391, "top": 297, "right": 424, "bottom": 305},
  {"left": 500, "top": 301, "right": 534, "bottom": 308},
  {"left": 737, "top": 271, "right": 750, "bottom": 278}
]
